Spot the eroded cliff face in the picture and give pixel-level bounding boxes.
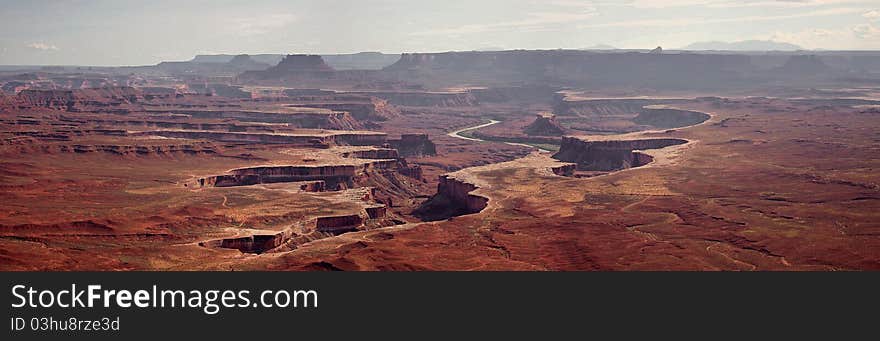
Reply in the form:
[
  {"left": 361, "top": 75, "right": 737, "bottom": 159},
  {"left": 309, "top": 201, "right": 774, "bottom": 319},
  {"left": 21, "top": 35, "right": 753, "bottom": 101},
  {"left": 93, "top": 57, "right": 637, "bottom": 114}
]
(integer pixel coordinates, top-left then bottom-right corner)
[
  {"left": 524, "top": 114, "right": 564, "bottom": 136},
  {"left": 199, "top": 165, "right": 359, "bottom": 189},
  {"left": 16, "top": 87, "right": 143, "bottom": 111},
  {"left": 552, "top": 136, "right": 687, "bottom": 171},
  {"left": 315, "top": 214, "right": 363, "bottom": 234},
  {"left": 413, "top": 175, "right": 488, "bottom": 221},
  {"left": 387, "top": 133, "right": 437, "bottom": 157}
]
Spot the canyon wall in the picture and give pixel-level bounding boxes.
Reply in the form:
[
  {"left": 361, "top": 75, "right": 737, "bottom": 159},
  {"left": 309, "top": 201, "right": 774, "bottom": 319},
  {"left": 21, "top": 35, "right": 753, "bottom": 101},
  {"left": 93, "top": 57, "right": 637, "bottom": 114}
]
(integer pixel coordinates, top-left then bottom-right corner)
[
  {"left": 414, "top": 175, "right": 488, "bottom": 221},
  {"left": 552, "top": 137, "right": 687, "bottom": 171},
  {"left": 200, "top": 165, "right": 359, "bottom": 189},
  {"left": 387, "top": 133, "right": 437, "bottom": 157}
]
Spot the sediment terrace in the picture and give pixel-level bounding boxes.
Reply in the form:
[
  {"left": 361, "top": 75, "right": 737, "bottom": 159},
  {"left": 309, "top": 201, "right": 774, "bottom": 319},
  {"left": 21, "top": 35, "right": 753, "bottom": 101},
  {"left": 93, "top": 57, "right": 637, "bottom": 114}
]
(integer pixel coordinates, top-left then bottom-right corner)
[{"left": 552, "top": 137, "right": 689, "bottom": 171}]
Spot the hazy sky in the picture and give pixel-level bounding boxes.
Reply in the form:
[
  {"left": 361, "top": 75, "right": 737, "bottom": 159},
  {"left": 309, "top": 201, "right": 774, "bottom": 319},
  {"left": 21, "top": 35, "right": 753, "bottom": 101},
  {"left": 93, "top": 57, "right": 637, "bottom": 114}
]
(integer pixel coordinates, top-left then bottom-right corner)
[{"left": 1, "top": 0, "right": 878, "bottom": 66}]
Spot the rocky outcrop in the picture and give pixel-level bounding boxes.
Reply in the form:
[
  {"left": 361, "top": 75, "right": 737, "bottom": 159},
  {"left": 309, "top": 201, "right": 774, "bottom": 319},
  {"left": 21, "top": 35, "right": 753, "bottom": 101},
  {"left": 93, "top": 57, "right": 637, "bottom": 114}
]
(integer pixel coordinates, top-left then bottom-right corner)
[
  {"left": 524, "top": 114, "right": 564, "bottom": 136},
  {"left": 16, "top": 87, "right": 143, "bottom": 111},
  {"left": 550, "top": 163, "right": 576, "bottom": 176},
  {"left": 315, "top": 214, "right": 363, "bottom": 234},
  {"left": 552, "top": 136, "right": 687, "bottom": 171},
  {"left": 217, "top": 231, "right": 288, "bottom": 254},
  {"left": 300, "top": 181, "right": 326, "bottom": 192},
  {"left": 364, "top": 205, "right": 387, "bottom": 219},
  {"left": 200, "top": 165, "right": 358, "bottom": 189},
  {"left": 414, "top": 175, "right": 488, "bottom": 221},
  {"left": 340, "top": 148, "right": 399, "bottom": 160},
  {"left": 240, "top": 54, "right": 336, "bottom": 81},
  {"left": 387, "top": 133, "right": 437, "bottom": 157},
  {"left": 632, "top": 107, "right": 710, "bottom": 129}
]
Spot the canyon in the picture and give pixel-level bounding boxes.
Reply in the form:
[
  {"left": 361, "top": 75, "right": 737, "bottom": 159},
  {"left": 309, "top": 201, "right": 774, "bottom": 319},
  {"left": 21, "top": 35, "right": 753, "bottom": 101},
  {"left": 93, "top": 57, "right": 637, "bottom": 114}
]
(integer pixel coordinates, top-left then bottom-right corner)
[{"left": 1, "top": 50, "right": 879, "bottom": 271}]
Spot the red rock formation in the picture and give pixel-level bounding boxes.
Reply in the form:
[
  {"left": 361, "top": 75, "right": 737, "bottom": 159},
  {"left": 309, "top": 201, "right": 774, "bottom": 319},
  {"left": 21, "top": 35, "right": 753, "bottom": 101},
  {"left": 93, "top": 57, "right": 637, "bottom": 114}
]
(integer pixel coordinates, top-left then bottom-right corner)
[
  {"left": 551, "top": 163, "right": 576, "bottom": 176},
  {"left": 216, "top": 232, "right": 287, "bottom": 254},
  {"left": 523, "top": 114, "right": 564, "bottom": 136},
  {"left": 340, "top": 148, "right": 399, "bottom": 159},
  {"left": 315, "top": 214, "right": 363, "bottom": 234},
  {"left": 365, "top": 205, "right": 387, "bottom": 219},
  {"left": 414, "top": 175, "right": 488, "bottom": 221},
  {"left": 201, "top": 165, "right": 358, "bottom": 189},
  {"left": 16, "top": 87, "right": 143, "bottom": 111},
  {"left": 387, "top": 133, "right": 437, "bottom": 157},
  {"left": 552, "top": 136, "right": 687, "bottom": 171}
]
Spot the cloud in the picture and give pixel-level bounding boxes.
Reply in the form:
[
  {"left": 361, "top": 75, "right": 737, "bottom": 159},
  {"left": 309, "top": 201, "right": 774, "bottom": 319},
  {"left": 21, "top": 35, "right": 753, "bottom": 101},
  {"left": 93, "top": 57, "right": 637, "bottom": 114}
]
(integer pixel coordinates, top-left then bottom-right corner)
[
  {"left": 606, "top": 0, "right": 874, "bottom": 9},
  {"left": 412, "top": 8, "right": 597, "bottom": 36},
  {"left": 231, "top": 13, "right": 296, "bottom": 37},
  {"left": 26, "top": 42, "right": 59, "bottom": 51},
  {"left": 578, "top": 7, "right": 863, "bottom": 29},
  {"left": 864, "top": 10, "right": 880, "bottom": 19},
  {"left": 758, "top": 23, "right": 880, "bottom": 49},
  {"left": 852, "top": 23, "right": 880, "bottom": 39}
]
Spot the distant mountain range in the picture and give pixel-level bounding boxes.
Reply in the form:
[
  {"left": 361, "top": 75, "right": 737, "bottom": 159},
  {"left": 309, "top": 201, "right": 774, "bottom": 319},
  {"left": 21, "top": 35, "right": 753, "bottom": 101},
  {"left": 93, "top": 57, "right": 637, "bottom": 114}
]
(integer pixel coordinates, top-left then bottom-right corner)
[
  {"left": 190, "top": 52, "right": 400, "bottom": 70},
  {"left": 682, "top": 40, "right": 803, "bottom": 51}
]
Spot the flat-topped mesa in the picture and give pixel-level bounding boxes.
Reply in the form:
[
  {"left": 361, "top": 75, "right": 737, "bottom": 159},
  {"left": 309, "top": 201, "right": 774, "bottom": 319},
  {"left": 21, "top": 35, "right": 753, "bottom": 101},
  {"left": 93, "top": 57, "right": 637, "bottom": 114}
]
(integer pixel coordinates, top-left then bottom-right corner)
[
  {"left": 387, "top": 133, "right": 437, "bottom": 157},
  {"left": 633, "top": 107, "right": 711, "bottom": 129},
  {"left": 524, "top": 113, "right": 564, "bottom": 136},
  {"left": 315, "top": 214, "right": 363, "bottom": 234},
  {"left": 240, "top": 54, "right": 335, "bottom": 81},
  {"left": 16, "top": 87, "right": 143, "bottom": 112},
  {"left": 552, "top": 136, "right": 688, "bottom": 171},
  {"left": 199, "top": 165, "right": 360, "bottom": 189},
  {"left": 274, "top": 54, "right": 335, "bottom": 72}
]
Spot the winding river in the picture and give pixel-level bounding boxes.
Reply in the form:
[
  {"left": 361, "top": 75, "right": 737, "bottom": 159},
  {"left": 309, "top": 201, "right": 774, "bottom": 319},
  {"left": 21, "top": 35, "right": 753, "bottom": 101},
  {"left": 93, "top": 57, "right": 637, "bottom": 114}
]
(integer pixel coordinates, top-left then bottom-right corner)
[{"left": 446, "top": 119, "right": 554, "bottom": 151}]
